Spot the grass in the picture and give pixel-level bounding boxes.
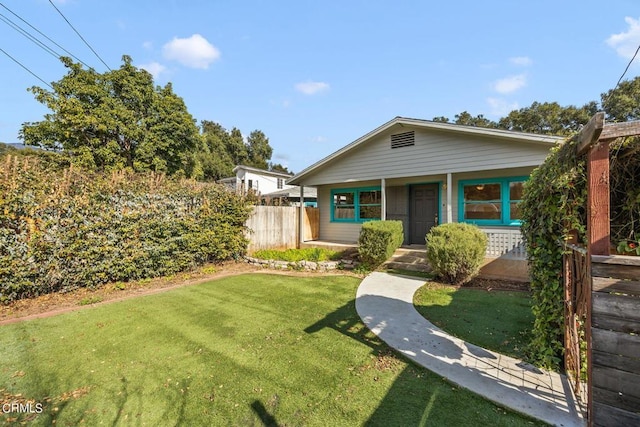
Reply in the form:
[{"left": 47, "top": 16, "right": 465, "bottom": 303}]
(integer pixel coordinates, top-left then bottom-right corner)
[
  {"left": 414, "top": 282, "right": 534, "bottom": 360},
  {"left": 251, "top": 247, "right": 343, "bottom": 262},
  {"left": 0, "top": 274, "right": 545, "bottom": 426}
]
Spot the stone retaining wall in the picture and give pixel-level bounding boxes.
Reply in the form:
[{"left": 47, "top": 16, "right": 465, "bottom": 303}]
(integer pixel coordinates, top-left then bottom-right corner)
[{"left": 244, "top": 256, "right": 358, "bottom": 271}]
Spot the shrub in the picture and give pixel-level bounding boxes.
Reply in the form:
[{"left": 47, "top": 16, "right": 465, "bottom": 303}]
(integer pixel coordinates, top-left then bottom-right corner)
[
  {"left": 252, "top": 248, "right": 340, "bottom": 262},
  {"left": 425, "top": 223, "right": 487, "bottom": 285},
  {"left": 357, "top": 220, "right": 404, "bottom": 267},
  {"left": 0, "top": 154, "right": 251, "bottom": 303}
]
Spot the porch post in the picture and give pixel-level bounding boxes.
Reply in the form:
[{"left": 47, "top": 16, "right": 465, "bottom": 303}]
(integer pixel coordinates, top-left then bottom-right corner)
[
  {"left": 381, "top": 178, "right": 386, "bottom": 220},
  {"left": 446, "top": 173, "right": 452, "bottom": 223},
  {"left": 299, "top": 185, "right": 305, "bottom": 247}
]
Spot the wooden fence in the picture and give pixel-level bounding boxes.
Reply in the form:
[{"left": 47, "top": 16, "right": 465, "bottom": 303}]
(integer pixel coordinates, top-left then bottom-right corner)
[
  {"left": 245, "top": 206, "right": 319, "bottom": 252},
  {"left": 590, "top": 255, "right": 640, "bottom": 427}
]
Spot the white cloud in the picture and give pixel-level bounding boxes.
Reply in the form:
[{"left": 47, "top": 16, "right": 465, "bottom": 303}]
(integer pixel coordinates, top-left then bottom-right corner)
[
  {"left": 139, "top": 62, "right": 166, "bottom": 80},
  {"left": 607, "top": 17, "right": 640, "bottom": 59},
  {"left": 509, "top": 56, "right": 532, "bottom": 66},
  {"left": 162, "top": 34, "right": 220, "bottom": 69},
  {"left": 295, "top": 81, "right": 330, "bottom": 95},
  {"left": 487, "top": 98, "right": 519, "bottom": 117},
  {"left": 142, "top": 41, "right": 153, "bottom": 50},
  {"left": 311, "top": 136, "right": 327, "bottom": 143},
  {"left": 493, "top": 74, "right": 527, "bottom": 94}
]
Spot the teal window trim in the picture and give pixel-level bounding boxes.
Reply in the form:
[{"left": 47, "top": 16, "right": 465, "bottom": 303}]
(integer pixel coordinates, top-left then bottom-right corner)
[
  {"left": 331, "top": 186, "right": 382, "bottom": 223},
  {"left": 458, "top": 176, "right": 528, "bottom": 226}
]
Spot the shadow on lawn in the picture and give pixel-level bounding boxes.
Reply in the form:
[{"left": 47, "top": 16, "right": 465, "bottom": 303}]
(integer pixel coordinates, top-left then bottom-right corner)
[
  {"left": 303, "top": 293, "right": 556, "bottom": 427},
  {"left": 303, "top": 299, "right": 458, "bottom": 426}
]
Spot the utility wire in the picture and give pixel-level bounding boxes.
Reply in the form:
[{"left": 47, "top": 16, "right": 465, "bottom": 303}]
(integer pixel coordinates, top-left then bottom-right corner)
[
  {"left": 48, "top": 0, "right": 111, "bottom": 71},
  {"left": 0, "top": 2, "right": 91, "bottom": 68},
  {"left": 0, "top": 47, "right": 52, "bottom": 89},
  {"left": 614, "top": 43, "right": 640, "bottom": 89},
  {"left": 0, "top": 12, "right": 60, "bottom": 59}
]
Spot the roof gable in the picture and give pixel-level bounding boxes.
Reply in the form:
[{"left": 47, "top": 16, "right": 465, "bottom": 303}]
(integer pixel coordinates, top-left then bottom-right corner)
[{"left": 288, "top": 117, "right": 564, "bottom": 185}]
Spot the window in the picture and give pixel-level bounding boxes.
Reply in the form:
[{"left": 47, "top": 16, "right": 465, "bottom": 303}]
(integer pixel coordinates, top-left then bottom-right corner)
[
  {"left": 248, "top": 179, "right": 253, "bottom": 189},
  {"left": 277, "top": 178, "right": 283, "bottom": 189},
  {"left": 459, "top": 177, "right": 527, "bottom": 226},
  {"left": 331, "top": 187, "right": 382, "bottom": 222}
]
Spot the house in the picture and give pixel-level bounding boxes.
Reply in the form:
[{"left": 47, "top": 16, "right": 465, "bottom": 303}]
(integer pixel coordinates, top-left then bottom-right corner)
[
  {"left": 219, "top": 165, "right": 295, "bottom": 196},
  {"left": 219, "top": 165, "right": 317, "bottom": 206},
  {"left": 287, "top": 117, "right": 564, "bottom": 279}
]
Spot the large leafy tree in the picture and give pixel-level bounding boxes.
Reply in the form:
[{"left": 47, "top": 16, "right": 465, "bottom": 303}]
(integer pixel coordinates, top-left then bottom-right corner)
[
  {"left": 20, "top": 56, "right": 200, "bottom": 176},
  {"left": 497, "top": 101, "right": 598, "bottom": 136},
  {"left": 196, "top": 121, "right": 277, "bottom": 181},
  {"left": 246, "top": 130, "right": 272, "bottom": 169},
  {"left": 601, "top": 77, "right": 640, "bottom": 122}
]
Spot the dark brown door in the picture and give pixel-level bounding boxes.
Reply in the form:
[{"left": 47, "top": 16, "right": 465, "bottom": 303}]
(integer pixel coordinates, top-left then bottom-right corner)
[{"left": 410, "top": 184, "right": 438, "bottom": 244}]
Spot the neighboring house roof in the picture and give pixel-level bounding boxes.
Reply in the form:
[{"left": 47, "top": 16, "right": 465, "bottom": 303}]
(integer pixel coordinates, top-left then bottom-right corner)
[
  {"left": 263, "top": 187, "right": 317, "bottom": 199},
  {"left": 287, "top": 116, "right": 565, "bottom": 185},
  {"left": 232, "top": 165, "right": 293, "bottom": 179}
]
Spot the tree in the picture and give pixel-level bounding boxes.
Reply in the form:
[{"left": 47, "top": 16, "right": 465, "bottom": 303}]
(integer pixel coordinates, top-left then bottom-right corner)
[
  {"left": 246, "top": 130, "right": 272, "bottom": 169},
  {"left": 497, "top": 101, "right": 597, "bottom": 136},
  {"left": 601, "top": 77, "right": 640, "bottom": 122},
  {"left": 453, "top": 111, "right": 497, "bottom": 128},
  {"left": 268, "top": 162, "right": 293, "bottom": 174},
  {"left": 20, "top": 56, "right": 200, "bottom": 176},
  {"left": 197, "top": 120, "right": 234, "bottom": 181},
  {"left": 225, "top": 127, "right": 249, "bottom": 166}
]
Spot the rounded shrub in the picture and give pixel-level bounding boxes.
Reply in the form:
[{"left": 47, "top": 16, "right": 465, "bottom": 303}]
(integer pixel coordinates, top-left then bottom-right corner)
[
  {"left": 358, "top": 220, "right": 404, "bottom": 267},
  {"left": 425, "top": 223, "right": 487, "bottom": 285}
]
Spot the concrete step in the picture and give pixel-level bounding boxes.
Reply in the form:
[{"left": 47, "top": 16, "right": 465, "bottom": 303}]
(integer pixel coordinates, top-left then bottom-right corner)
[{"left": 383, "top": 247, "right": 430, "bottom": 272}]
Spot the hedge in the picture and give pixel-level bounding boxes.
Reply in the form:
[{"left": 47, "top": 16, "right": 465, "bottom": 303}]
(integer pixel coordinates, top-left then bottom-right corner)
[
  {"left": 358, "top": 220, "right": 404, "bottom": 266},
  {"left": 0, "top": 154, "right": 251, "bottom": 303}
]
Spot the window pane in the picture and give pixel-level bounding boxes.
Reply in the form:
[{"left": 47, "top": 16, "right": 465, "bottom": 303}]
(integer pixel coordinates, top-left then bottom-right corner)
[
  {"left": 334, "top": 206, "right": 355, "bottom": 219},
  {"left": 360, "top": 205, "right": 381, "bottom": 220},
  {"left": 359, "top": 190, "right": 381, "bottom": 205},
  {"left": 333, "top": 192, "right": 354, "bottom": 205},
  {"left": 464, "top": 202, "right": 502, "bottom": 220},
  {"left": 510, "top": 202, "right": 522, "bottom": 221},
  {"left": 509, "top": 181, "right": 525, "bottom": 201},
  {"left": 464, "top": 183, "right": 500, "bottom": 201}
]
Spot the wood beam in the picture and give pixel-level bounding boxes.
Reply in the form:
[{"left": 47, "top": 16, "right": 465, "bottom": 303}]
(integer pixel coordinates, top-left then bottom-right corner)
[
  {"left": 576, "top": 112, "right": 605, "bottom": 155},
  {"left": 587, "top": 140, "right": 611, "bottom": 256},
  {"left": 599, "top": 120, "right": 640, "bottom": 141}
]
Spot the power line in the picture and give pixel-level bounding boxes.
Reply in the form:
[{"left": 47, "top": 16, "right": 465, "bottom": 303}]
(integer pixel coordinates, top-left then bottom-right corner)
[
  {"left": 0, "top": 12, "right": 60, "bottom": 59},
  {"left": 0, "top": 47, "right": 52, "bottom": 89},
  {"left": 47, "top": 0, "right": 111, "bottom": 71},
  {"left": 0, "top": 2, "right": 91, "bottom": 68},
  {"left": 614, "top": 43, "right": 640, "bottom": 90}
]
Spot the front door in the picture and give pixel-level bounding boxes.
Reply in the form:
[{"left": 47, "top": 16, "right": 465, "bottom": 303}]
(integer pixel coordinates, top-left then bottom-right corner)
[{"left": 410, "top": 184, "right": 438, "bottom": 244}]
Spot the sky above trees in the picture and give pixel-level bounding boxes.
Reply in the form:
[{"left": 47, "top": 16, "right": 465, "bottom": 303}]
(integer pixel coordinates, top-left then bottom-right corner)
[{"left": 1, "top": 0, "right": 640, "bottom": 171}]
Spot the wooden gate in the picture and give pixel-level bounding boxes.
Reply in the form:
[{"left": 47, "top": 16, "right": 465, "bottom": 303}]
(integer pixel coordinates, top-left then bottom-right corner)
[
  {"left": 562, "top": 242, "right": 590, "bottom": 407},
  {"left": 565, "top": 113, "right": 640, "bottom": 426},
  {"left": 590, "top": 256, "right": 640, "bottom": 426}
]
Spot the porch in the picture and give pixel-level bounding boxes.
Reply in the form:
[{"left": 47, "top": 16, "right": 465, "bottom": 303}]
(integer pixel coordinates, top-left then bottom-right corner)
[{"left": 301, "top": 239, "right": 529, "bottom": 281}]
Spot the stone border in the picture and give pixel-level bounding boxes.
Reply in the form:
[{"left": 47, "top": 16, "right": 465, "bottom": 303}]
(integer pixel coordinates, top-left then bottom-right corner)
[{"left": 244, "top": 256, "right": 358, "bottom": 271}]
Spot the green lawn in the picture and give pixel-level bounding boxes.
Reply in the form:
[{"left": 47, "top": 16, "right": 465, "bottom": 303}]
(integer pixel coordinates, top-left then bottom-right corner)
[
  {"left": 0, "top": 274, "right": 544, "bottom": 426},
  {"left": 414, "top": 282, "right": 534, "bottom": 360}
]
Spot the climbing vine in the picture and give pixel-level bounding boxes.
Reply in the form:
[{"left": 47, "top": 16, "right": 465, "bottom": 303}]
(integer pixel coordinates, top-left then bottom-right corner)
[{"left": 521, "top": 134, "right": 640, "bottom": 369}]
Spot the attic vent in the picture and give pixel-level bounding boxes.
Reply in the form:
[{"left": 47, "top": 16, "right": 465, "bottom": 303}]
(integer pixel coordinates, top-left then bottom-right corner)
[{"left": 390, "top": 131, "right": 415, "bottom": 149}]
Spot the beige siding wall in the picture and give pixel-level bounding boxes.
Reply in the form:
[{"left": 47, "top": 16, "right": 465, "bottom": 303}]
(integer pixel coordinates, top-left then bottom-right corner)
[
  {"left": 316, "top": 166, "right": 537, "bottom": 244},
  {"left": 302, "top": 127, "right": 551, "bottom": 186}
]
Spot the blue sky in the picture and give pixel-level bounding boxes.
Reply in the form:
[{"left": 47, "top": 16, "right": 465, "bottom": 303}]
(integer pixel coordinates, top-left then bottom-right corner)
[{"left": 1, "top": 0, "right": 639, "bottom": 172}]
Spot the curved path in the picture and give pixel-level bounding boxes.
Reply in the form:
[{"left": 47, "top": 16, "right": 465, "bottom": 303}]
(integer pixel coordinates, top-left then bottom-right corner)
[{"left": 356, "top": 272, "right": 585, "bottom": 427}]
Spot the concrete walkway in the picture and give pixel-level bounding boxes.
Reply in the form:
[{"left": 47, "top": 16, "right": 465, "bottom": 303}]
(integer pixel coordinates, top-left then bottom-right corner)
[{"left": 355, "top": 272, "right": 585, "bottom": 427}]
